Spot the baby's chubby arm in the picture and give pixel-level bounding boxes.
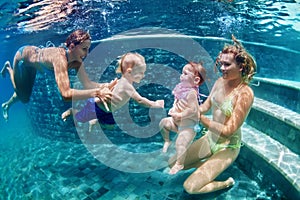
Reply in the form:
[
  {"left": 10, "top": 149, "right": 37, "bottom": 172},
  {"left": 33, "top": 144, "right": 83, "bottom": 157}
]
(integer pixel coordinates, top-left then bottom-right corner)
[{"left": 131, "top": 91, "right": 164, "bottom": 108}]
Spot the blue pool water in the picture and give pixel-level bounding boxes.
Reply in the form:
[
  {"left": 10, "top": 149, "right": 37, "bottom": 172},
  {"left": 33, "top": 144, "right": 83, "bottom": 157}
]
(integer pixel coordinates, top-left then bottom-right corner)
[{"left": 0, "top": 0, "right": 299, "bottom": 199}]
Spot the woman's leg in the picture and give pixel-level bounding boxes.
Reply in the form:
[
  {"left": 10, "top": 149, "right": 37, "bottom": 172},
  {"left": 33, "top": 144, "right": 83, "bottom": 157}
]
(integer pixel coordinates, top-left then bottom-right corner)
[
  {"left": 1, "top": 61, "right": 11, "bottom": 78},
  {"left": 1, "top": 61, "right": 19, "bottom": 121},
  {"left": 183, "top": 148, "right": 240, "bottom": 194},
  {"left": 2, "top": 92, "right": 18, "bottom": 121},
  {"left": 2, "top": 51, "right": 37, "bottom": 121},
  {"left": 6, "top": 64, "right": 16, "bottom": 89},
  {"left": 13, "top": 59, "right": 36, "bottom": 103}
]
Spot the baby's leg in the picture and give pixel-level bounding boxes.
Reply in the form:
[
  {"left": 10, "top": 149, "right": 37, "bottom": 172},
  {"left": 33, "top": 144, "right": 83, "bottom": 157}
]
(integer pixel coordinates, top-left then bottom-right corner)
[
  {"left": 61, "top": 108, "right": 73, "bottom": 121},
  {"left": 88, "top": 119, "right": 98, "bottom": 132},
  {"left": 170, "top": 128, "right": 196, "bottom": 174},
  {"left": 159, "top": 117, "right": 177, "bottom": 153},
  {"left": 168, "top": 134, "right": 212, "bottom": 170}
]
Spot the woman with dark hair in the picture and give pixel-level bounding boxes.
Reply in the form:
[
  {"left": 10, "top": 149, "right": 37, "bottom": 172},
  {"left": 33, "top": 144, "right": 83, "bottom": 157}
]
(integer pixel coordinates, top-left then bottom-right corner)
[{"left": 1, "top": 30, "right": 115, "bottom": 121}]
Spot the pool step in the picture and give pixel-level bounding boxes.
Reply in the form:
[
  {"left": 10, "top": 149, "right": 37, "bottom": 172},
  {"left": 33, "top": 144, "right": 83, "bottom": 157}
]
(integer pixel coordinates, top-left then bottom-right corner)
[
  {"left": 238, "top": 123, "right": 300, "bottom": 200},
  {"left": 252, "top": 77, "right": 300, "bottom": 113},
  {"left": 247, "top": 97, "right": 300, "bottom": 154}
]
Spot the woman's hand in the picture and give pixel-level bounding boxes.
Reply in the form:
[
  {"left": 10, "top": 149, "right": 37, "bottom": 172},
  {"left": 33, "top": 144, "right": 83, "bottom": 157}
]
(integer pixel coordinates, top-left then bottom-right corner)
[
  {"left": 169, "top": 108, "right": 182, "bottom": 121},
  {"left": 108, "top": 78, "right": 118, "bottom": 90},
  {"left": 97, "top": 78, "right": 118, "bottom": 91},
  {"left": 169, "top": 111, "right": 182, "bottom": 121},
  {"left": 95, "top": 87, "right": 112, "bottom": 111},
  {"left": 174, "top": 99, "right": 188, "bottom": 111}
]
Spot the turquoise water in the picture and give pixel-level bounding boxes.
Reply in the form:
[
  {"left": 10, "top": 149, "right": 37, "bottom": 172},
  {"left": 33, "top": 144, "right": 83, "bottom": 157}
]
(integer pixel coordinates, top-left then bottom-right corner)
[
  {"left": 0, "top": 0, "right": 299, "bottom": 199},
  {"left": 0, "top": 108, "right": 284, "bottom": 199}
]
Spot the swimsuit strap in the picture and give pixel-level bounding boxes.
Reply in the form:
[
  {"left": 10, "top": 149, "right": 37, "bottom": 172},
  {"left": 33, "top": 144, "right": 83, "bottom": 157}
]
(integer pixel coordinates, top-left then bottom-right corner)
[
  {"left": 38, "top": 41, "right": 56, "bottom": 49},
  {"left": 198, "top": 93, "right": 207, "bottom": 104},
  {"left": 227, "top": 82, "right": 245, "bottom": 98}
]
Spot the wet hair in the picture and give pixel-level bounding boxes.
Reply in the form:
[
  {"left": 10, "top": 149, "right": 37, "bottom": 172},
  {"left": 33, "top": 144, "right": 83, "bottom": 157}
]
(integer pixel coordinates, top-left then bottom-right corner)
[
  {"left": 116, "top": 52, "right": 146, "bottom": 74},
  {"left": 65, "top": 29, "right": 91, "bottom": 48},
  {"left": 215, "top": 35, "right": 257, "bottom": 83},
  {"left": 189, "top": 61, "right": 206, "bottom": 86}
]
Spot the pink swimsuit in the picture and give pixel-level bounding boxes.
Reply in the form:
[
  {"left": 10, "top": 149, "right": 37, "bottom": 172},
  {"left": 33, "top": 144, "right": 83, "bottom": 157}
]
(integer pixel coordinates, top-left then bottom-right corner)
[{"left": 172, "top": 82, "right": 199, "bottom": 101}]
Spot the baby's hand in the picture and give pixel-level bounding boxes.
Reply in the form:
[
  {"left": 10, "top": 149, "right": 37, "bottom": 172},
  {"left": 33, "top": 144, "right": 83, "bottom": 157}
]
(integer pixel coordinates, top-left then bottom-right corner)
[
  {"left": 169, "top": 112, "right": 182, "bottom": 121},
  {"left": 155, "top": 100, "right": 164, "bottom": 108}
]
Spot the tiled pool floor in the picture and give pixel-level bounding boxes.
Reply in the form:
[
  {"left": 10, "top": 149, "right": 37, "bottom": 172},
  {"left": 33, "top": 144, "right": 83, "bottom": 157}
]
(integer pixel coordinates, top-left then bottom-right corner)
[{"left": 0, "top": 127, "right": 284, "bottom": 200}]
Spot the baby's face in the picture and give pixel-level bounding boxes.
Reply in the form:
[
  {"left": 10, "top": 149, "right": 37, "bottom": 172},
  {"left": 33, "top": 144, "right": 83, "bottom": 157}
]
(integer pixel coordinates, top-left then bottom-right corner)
[
  {"left": 180, "top": 64, "right": 196, "bottom": 85},
  {"left": 130, "top": 64, "right": 146, "bottom": 83}
]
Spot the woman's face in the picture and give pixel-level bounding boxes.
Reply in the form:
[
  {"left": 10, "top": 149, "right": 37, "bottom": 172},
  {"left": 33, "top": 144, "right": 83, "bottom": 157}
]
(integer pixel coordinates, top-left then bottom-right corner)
[
  {"left": 218, "top": 53, "right": 241, "bottom": 80},
  {"left": 72, "top": 39, "right": 91, "bottom": 63}
]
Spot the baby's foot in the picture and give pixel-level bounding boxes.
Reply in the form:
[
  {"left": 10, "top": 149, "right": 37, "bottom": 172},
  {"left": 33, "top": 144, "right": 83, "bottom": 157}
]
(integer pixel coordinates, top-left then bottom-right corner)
[
  {"left": 2, "top": 103, "right": 8, "bottom": 122},
  {"left": 169, "top": 163, "right": 184, "bottom": 175},
  {"left": 61, "top": 108, "right": 72, "bottom": 121},
  {"left": 88, "top": 119, "right": 98, "bottom": 132},
  {"left": 162, "top": 141, "right": 171, "bottom": 153},
  {"left": 225, "top": 177, "right": 235, "bottom": 188},
  {"left": 0, "top": 61, "right": 10, "bottom": 78}
]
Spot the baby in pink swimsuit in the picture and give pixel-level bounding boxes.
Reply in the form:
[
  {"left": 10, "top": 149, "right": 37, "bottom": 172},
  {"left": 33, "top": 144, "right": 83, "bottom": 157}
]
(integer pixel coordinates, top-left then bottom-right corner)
[{"left": 159, "top": 62, "right": 206, "bottom": 175}]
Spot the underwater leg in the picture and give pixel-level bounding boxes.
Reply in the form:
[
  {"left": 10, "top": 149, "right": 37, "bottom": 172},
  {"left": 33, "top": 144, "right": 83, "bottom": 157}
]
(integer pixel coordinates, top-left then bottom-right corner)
[
  {"left": 1, "top": 61, "right": 11, "bottom": 78},
  {"left": 2, "top": 92, "right": 19, "bottom": 122}
]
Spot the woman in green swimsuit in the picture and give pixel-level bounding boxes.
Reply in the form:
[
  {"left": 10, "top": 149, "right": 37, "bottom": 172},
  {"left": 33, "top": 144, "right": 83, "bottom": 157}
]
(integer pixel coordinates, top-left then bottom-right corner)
[
  {"left": 1, "top": 29, "right": 115, "bottom": 121},
  {"left": 170, "top": 35, "right": 257, "bottom": 194}
]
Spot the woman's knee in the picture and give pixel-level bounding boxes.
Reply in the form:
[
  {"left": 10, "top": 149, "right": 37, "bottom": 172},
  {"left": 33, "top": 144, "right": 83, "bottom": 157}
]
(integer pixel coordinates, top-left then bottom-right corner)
[
  {"left": 183, "top": 169, "right": 210, "bottom": 194},
  {"left": 183, "top": 179, "right": 200, "bottom": 194}
]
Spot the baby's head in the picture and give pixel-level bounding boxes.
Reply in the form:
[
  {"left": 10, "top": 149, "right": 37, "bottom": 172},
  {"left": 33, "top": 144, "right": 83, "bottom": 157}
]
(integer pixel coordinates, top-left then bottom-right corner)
[
  {"left": 116, "top": 52, "right": 146, "bottom": 74},
  {"left": 186, "top": 62, "right": 206, "bottom": 86},
  {"left": 116, "top": 52, "right": 147, "bottom": 83}
]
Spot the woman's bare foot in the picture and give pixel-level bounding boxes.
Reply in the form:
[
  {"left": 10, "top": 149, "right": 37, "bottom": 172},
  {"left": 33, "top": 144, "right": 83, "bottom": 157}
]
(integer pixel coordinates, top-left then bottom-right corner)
[
  {"left": 169, "top": 163, "right": 184, "bottom": 175},
  {"left": 162, "top": 141, "right": 171, "bottom": 153},
  {"left": 2, "top": 103, "right": 8, "bottom": 122},
  {"left": 225, "top": 177, "right": 235, "bottom": 188},
  {"left": 61, "top": 108, "right": 73, "bottom": 121}
]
